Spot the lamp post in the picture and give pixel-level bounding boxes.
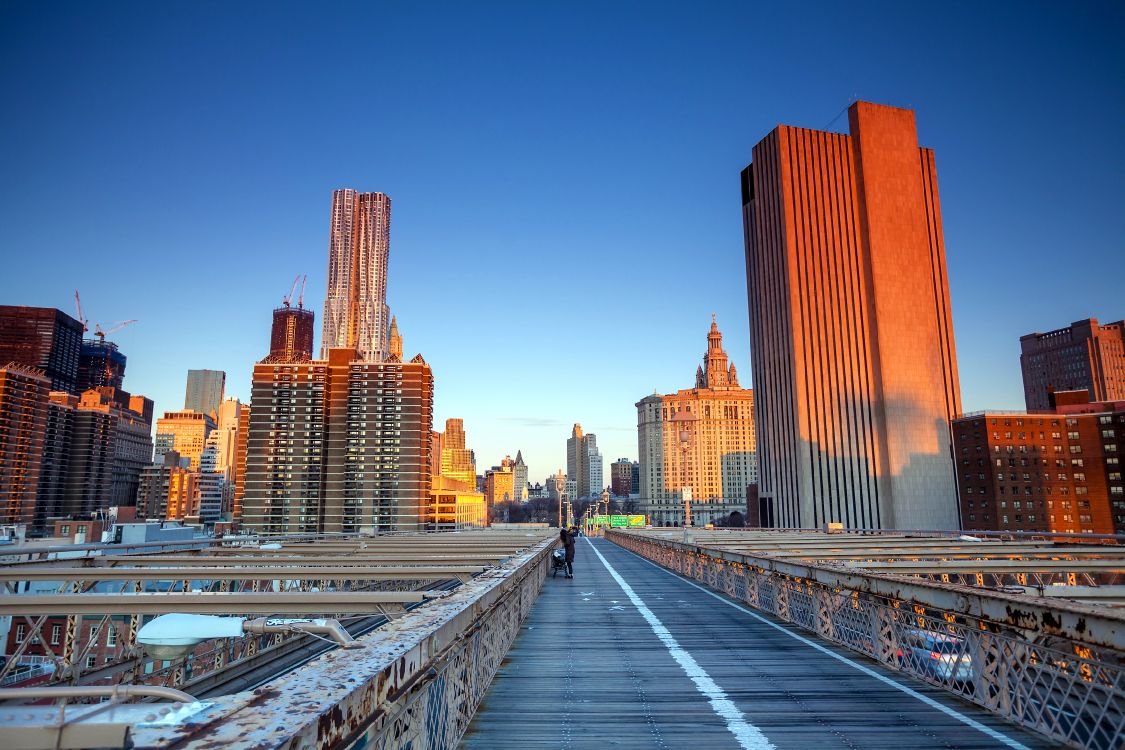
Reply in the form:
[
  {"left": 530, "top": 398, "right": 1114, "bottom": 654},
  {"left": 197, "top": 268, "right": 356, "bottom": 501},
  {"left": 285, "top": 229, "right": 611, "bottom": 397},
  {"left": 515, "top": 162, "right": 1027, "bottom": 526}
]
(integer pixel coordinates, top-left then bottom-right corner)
[{"left": 671, "top": 410, "right": 695, "bottom": 532}]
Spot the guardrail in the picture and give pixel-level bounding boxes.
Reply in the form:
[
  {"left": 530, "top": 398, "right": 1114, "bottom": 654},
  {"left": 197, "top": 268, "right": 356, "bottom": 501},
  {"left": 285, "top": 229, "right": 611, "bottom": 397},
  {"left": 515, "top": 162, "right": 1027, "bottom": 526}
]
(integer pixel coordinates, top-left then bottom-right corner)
[
  {"left": 607, "top": 529, "right": 1125, "bottom": 750},
  {"left": 123, "top": 535, "right": 554, "bottom": 749}
]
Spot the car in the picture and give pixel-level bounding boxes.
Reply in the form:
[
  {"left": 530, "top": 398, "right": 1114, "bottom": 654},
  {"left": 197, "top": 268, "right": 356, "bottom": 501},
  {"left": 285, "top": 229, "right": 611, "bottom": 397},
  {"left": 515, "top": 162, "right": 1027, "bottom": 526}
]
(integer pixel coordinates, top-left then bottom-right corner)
[{"left": 896, "top": 628, "right": 974, "bottom": 685}]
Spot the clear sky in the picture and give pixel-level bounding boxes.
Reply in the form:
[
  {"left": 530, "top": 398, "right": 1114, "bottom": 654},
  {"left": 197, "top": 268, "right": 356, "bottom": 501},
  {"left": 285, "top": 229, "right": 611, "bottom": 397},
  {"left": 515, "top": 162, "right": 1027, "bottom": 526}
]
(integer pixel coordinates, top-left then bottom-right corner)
[{"left": 1, "top": 2, "right": 1122, "bottom": 485}]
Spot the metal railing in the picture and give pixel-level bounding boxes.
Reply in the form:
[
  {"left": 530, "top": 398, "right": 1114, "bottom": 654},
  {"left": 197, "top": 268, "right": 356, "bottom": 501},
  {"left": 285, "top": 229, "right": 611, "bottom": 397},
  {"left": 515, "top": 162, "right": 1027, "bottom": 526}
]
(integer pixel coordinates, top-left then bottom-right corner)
[
  {"left": 608, "top": 529, "right": 1125, "bottom": 750},
  {"left": 121, "top": 535, "right": 554, "bottom": 749}
]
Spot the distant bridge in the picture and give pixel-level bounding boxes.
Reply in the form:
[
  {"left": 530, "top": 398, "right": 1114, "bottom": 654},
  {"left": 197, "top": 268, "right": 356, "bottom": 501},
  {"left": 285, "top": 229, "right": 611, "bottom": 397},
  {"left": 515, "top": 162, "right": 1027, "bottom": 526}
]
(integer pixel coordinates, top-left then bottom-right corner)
[{"left": 0, "top": 528, "right": 1121, "bottom": 749}]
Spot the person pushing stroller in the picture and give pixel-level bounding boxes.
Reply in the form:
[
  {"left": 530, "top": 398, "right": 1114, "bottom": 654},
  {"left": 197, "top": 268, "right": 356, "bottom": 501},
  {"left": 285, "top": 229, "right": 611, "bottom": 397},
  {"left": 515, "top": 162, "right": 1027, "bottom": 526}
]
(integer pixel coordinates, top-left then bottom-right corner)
[{"left": 555, "top": 527, "right": 575, "bottom": 578}]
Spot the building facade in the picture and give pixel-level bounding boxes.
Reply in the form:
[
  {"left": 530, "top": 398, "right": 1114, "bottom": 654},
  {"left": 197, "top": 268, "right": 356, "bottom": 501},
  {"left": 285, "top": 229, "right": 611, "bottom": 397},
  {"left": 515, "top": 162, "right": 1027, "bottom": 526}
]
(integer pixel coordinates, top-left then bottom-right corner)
[
  {"left": 321, "top": 189, "right": 392, "bottom": 361},
  {"left": 154, "top": 410, "right": 215, "bottom": 470},
  {"left": 270, "top": 306, "right": 315, "bottom": 362},
  {"left": 485, "top": 458, "right": 515, "bottom": 508},
  {"left": 741, "top": 101, "right": 961, "bottom": 530},
  {"left": 77, "top": 340, "right": 126, "bottom": 391},
  {"left": 242, "top": 347, "right": 434, "bottom": 534},
  {"left": 636, "top": 318, "right": 757, "bottom": 526},
  {"left": 0, "top": 364, "right": 50, "bottom": 528},
  {"left": 610, "top": 458, "right": 634, "bottom": 497},
  {"left": 1020, "top": 318, "right": 1125, "bottom": 411},
  {"left": 953, "top": 393, "right": 1125, "bottom": 535},
  {"left": 428, "top": 417, "right": 486, "bottom": 530},
  {"left": 184, "top": 369, "right": 226, "bottom": 418},
  {"left": 512, "top": 450, "right": 528, "bottom": 502},
  {"left": 566, "top": 424, "right": 602, "bottom": 499},
  {"left": 0, "top": 306, "right": 84, "bottom": 394}
]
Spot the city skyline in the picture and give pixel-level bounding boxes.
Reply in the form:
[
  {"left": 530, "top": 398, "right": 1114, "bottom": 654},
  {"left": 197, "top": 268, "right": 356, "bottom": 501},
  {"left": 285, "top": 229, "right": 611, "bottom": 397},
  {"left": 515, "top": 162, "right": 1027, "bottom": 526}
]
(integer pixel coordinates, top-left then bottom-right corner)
[{"left": 1, "top": 3, "right": 1122, "bottom": 484}]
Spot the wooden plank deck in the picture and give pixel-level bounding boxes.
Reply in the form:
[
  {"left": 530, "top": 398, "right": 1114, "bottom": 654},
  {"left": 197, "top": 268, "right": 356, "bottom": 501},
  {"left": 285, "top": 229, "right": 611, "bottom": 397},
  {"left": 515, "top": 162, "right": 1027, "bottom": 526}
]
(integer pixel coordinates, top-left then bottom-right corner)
[{"left": 461, "top": 537, "right": 1052, "bottom": 750}]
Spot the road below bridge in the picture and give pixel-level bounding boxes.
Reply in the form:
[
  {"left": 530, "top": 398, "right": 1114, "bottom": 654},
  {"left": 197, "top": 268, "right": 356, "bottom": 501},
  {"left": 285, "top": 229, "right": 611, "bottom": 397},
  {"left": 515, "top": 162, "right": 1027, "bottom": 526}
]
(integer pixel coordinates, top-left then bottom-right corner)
[{"left": 462, "top": 537, "right": 1052, "bottom": 750}]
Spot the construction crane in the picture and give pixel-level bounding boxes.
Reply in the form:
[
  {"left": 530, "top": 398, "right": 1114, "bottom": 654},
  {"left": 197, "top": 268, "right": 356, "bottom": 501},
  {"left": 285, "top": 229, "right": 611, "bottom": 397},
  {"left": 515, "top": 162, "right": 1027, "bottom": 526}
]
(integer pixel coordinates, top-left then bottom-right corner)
[
  {"left": 282, "top": 274, "right": 301, "bottom": 308},
  {"left": 73, "top": 290, "right": 89, "bottom": 334},
  {"left": 94, "top": 320, "right": 137, "bottom": 343},
  {"left": 296, "top": 274, "right": 308, "bottom": 309}
]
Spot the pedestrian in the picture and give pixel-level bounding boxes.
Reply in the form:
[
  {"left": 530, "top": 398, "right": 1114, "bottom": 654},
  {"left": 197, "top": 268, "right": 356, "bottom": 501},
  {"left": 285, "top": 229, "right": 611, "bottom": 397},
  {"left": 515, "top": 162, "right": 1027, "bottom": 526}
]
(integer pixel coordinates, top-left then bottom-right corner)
[{"left": 559, "top": 527, "right": 575, "bottom": 578}]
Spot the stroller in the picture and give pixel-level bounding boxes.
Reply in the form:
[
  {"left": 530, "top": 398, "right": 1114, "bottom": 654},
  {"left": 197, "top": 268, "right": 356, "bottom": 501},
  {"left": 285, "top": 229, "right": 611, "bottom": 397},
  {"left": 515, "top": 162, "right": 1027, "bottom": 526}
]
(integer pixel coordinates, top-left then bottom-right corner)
[{"left": 550, "top": 548, "right": 569, "bottom": 578}]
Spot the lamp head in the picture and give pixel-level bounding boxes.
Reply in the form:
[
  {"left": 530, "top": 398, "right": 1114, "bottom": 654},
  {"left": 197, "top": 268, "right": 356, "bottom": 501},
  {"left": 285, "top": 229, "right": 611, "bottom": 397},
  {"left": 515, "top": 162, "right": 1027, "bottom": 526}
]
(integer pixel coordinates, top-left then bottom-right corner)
[{"left": 138, "top": 613, "right": 246, "bottom": 659}]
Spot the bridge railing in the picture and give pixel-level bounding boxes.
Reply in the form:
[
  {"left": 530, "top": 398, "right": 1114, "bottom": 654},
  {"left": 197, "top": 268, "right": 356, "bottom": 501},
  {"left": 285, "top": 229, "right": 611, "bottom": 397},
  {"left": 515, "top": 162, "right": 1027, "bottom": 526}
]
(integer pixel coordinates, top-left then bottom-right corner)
[
  {"left": 123, "top": 535, "right": 555, "bottom": 749},
  {"left": 608, "top": 529, "right": 1125, "bottom": 750}
]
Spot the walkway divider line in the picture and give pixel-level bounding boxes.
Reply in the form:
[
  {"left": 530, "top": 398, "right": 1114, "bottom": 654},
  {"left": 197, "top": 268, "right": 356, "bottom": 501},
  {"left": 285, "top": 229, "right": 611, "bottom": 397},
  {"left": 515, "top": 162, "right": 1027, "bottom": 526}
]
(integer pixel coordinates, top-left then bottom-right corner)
[
  {"left": 617, "top": 539, "right": 1032, "bottom": 750},
  {"left": 584, "top": 537, "right": 775, "bottom": 750}
]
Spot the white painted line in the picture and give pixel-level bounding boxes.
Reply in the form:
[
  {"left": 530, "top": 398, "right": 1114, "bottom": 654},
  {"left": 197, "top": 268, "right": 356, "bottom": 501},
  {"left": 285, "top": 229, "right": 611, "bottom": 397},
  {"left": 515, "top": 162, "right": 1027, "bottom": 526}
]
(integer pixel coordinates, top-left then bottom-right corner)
[
  {"left": 619, "top": 542, "right": 1032, "bottom": 750},
  {"left": 584, "top": 537, "right": 775, "bottom": 750}
]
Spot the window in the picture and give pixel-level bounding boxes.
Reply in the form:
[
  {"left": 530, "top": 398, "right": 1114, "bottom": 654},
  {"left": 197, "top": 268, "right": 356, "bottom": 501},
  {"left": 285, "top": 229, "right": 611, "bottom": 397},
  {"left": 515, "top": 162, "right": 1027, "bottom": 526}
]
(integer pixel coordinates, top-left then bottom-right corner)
[
  {"left": 60, "top": 525, "right": 70, "bottom": 535},
  {"left": 15, "top": 624, "right": 26, "bottom": 643},
  {"left": 86, "top": 655, "right": 97, "bottom": 669},
  {"left": 107, "top": 628, "right": 117, "bottom": 646}
]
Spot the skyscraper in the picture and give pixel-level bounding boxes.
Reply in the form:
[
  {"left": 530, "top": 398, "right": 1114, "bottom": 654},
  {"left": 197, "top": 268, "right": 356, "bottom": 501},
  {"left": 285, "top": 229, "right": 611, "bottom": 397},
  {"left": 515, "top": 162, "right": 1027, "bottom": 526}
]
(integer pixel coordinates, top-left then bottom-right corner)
[
  {"left": 270, "top": 305, "right": 315, "bottom": 362},
  {"left": 512, "top": 450, "right": 528, "bottom": 501},
  {"left": 321, "top": 189, "right": 392, "bottom": 361},
  {"left": 1020, "top": 318, "right": 1125, "bottom": 410},
  {"left": 0, "top": 306, "right": 84, "bottom": 394},
  {"left": 242, "top": 347, "right": 433, "bottom": 534},
  {"left": 610, "top": 458, "right": 633, "bottom": 497},
  {"left": 562, "top": 425, "right": 598, "bottom": 501},
  {"left": 0, "top": 363, "right": 50, "bottom": 528},
  {"left": 741, "top": 101, "right": 961, "bottom": 530},
  {"left": 154, "top": 410, "right": 215, "bottom": 470},
  {"left": 77, "top": 340, "right": 126, "bottom": 391},
  {"left": 636, "top": 318, "right": 757, "bottom": 526},
  {"left": 184, "top": 369, "right": 225, "bottom": 418}
]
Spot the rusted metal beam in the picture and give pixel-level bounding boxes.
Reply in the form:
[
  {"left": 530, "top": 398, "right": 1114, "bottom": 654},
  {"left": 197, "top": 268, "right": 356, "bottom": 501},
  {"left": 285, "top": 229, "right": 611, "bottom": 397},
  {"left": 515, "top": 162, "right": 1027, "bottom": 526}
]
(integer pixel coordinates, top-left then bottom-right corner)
[
  {"left": 0, "top": 565, "right": 485, "bottom": 582},
  {"left": 0, "top": 591, "right": 437, "bottom": 616}
]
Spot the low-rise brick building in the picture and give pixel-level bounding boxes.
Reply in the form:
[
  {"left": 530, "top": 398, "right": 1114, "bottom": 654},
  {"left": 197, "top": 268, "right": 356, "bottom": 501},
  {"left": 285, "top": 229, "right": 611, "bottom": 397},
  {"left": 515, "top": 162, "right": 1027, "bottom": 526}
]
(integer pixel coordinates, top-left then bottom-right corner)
[{"left": 953, "top": 391, "right": 1124, "bottom": 534}]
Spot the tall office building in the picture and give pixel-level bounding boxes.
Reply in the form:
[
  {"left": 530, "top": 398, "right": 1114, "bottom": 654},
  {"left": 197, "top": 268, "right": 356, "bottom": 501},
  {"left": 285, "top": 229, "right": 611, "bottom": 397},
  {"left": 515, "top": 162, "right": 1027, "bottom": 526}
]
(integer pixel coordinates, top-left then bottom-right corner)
[
  {"left": 184, "top": 369, "right": 225, "bottom": 418},
  {"left": 438, "top": 418, "right": 476, "bottom": 486},
  {"left": 484, "top": 457, "right": 515, "bottom": 508},
  {"left": 321, "top": 189, "right": 392, "bottom": 361},
  {"left": 270, "top": 305, "right": 315, "bottom": 362},
  {"left": 77, "top": 340, "right": 126, "bottom": 391},
  {"left": 35, "top": 392, "right": 76, "bottom": 530},
  {"left": 242, "top": 347, "right": 433, "bottom": 534},
  {"left": 610, "top": 458, "right": 633, "bottom": 497},
  {"left": 636, "top": 318, "right": 757, "bottom": 526},
  {"left": 587, "top": 439, "right": 603, "bottom": 498},
  {"left": 61, "top": 390, "right": 119, "bottom": 518},
  {"left": 0, "top": 364, "right": 50, "bottom": 527},
  {"left": 428, "top": 418, "right": 485, "bottom": 530},
  {"left": 1020, "top": 319, "right": 1125, "bottom": 410},
  {"left": 233, "top": 405, "right": 251, "bottom": 525},
  {"left": 154, "top": 410, "right": 215, "bottom": 470},
  {"left": 566, "top": 424, "right": 601, "bottom": 499},
  {"left": 741, "top": 101, "right": 961, "bottom": 530},
  {"left": 512, "top": 450, "right": 528, "bottom": 501},
  {"left": 0, "top": 306, "right": 84, "bottom": 394}
]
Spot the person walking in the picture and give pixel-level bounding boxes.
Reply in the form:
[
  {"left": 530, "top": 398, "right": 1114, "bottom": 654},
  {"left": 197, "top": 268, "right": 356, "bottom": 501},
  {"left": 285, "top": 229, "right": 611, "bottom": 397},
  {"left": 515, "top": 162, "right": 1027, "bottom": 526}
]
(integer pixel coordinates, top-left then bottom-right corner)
[{"left": 559, "top": 527, "right": 576, "bottom": 578}]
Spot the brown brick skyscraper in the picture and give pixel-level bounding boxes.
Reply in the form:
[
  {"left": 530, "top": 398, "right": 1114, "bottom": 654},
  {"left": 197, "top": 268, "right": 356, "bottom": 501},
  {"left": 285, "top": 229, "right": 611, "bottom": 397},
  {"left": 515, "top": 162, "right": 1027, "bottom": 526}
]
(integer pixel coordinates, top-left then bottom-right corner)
[
  {"left": 1020, "top": 318, "right": 1125, "bottom": 410},
  {"left": 741, "top": 101, "right": 961, "bottom": 530}
]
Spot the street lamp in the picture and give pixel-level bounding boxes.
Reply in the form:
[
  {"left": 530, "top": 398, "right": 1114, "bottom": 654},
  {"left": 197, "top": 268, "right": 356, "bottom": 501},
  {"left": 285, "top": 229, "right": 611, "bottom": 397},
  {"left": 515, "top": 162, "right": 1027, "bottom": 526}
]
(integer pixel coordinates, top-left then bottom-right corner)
[
  {"left": 137, "top": 613, "right": 363, "bottom": 659},
  {"left": 671, "top": 409, "right": 695, "bottom": 531}
]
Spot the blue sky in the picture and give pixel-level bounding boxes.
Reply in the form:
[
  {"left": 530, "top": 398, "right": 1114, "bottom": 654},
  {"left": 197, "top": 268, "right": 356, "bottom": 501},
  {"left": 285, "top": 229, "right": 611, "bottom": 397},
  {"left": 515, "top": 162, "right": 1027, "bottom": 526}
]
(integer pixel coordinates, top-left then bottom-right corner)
[{"left": 1, "top": 2, "right": 1122, "bottom": 484}]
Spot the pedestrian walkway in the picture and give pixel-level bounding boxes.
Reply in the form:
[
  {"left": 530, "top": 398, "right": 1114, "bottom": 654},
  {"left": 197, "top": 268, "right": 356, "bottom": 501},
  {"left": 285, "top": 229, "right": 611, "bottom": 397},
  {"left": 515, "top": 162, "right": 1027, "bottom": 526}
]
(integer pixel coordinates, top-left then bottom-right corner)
[{"left": 461, "top": 537, "right": 1052, "bottom": 750}]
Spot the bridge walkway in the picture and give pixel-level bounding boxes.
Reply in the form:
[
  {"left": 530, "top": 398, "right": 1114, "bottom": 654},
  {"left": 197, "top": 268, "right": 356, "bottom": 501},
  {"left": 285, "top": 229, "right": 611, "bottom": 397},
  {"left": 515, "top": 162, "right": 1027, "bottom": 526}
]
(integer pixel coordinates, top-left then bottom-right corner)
[{"left": 461, "top": 536, "right": 1051, "bottom": 750}]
